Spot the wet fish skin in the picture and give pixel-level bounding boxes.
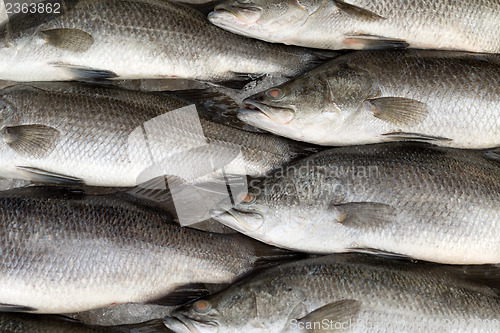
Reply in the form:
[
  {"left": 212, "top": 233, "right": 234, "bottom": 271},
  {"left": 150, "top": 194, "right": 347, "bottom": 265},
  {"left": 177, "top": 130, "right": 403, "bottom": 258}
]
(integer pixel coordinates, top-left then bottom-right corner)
[
  {"left": 0, "top": 312, "right": 170, "bottom": 333},
  {"left": 0, "top": 82, "right": 308, "bottom": 186},
  {"left": 165, "top": 254, "right": 500, "bottom": 332},
  {"left": 0, "top": 0, "right": 323, "bottom": 82},
  {"left": 209, "top": 0, "right": 500, "bottom": 52},
  {"left": 238, "top": 51, "right": 500, "bottom": 148},
  {"left": 211, "top": 143, "right": 500, "bottom": 264},
  {"left": 0, "top": 186, "right": 295, "bottom": 313}
]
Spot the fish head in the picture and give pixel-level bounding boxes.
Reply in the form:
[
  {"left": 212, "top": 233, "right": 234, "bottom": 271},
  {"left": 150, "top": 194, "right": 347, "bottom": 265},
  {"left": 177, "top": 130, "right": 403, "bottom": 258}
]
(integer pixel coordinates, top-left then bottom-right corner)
[
  {"left": 211, "top": 173, "right": 330, "bottom": 246},
  {"left": 210, "top": 185, "right": 269, "bottom": 235},
  {"left": 165, "top": 290, "right": 259, "bottom": 332},
  {"left": 239, "top": 62, "right": 377, "bottom": 144},
  {"left": 208, "top": 0, "right": 322, "bottom": 42},
  {"left": 238, "top": 72, "right": 342, "bottom": 144}
]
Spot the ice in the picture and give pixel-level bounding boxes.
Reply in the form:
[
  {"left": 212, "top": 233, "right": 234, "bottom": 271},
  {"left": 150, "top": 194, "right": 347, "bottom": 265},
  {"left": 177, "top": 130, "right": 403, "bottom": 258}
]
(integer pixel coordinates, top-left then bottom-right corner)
[{"left": 0, "top": 178, "right": 30, "bottom": 191}]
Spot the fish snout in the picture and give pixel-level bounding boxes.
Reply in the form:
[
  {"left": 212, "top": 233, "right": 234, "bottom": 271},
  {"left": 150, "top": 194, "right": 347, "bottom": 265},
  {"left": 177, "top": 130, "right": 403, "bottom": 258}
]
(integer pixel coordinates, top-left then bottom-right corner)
[
  {"left": 211, "top": 4, "right": 262, "bottom": 25},
  {"left": 241, "top": 99, "right": 295, "bottom": 125}
]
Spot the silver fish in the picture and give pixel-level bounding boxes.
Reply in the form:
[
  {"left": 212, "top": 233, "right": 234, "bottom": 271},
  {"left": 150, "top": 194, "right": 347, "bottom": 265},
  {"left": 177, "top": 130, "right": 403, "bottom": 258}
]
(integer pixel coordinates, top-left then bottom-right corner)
[
  {"left": 0, "top": 312, "right": 170, "bottom": 333},
  {"left": 165, "top": 254, "right": 500, "bottom": 332},
  {"left": 0, "top": 0, "right": 326, "bottom": 82},
  {"left": 211, "top": 143, "right": 500, "bottom": 264},
  {"left": 0, "top": 186, "right": 297, "bottom": 313},
  {"left": 0, "top": 82, "right": 310, "bottom": 187},
  {"left": 238, "top": 51, "right": 500, "bottom": 148},
  {"left": 209, "top": 0, "right": 500, "bottom": 52}
]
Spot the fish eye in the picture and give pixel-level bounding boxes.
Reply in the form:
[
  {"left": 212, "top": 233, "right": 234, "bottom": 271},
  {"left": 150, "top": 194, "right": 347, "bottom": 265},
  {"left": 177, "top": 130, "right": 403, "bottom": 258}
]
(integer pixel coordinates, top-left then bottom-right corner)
[
  {"left": 265, "top": 88, "right": 284, "bottom": 100},
  {"left": 193, "top": 300, "right": 212, "bottom": 314},
  {"left": 240, "top": 193, "right": 256, "bottom": 204}
]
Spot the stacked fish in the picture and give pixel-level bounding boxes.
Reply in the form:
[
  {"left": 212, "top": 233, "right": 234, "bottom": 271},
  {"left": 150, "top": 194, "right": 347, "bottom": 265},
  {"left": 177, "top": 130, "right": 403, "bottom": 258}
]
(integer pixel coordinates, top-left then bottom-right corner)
[{"left": 0, "top": 0, "right": 498, "bottom": 331}]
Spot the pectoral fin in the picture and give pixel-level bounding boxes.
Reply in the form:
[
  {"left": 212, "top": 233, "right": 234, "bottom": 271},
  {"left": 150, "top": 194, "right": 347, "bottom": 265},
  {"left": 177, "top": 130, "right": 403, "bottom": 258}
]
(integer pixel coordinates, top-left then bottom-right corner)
[
  {"left": 382, "top": 132, "right": 452, "bottom": 142},
  {"left": 333, "top": 202, "right": 396, "bottom": 230},
  {"left": 41, "top": 28, "right": 94, "bottom": 53},
  {"left": 15, "top": 166, "right": 84, "bottom": 185},
  {"left": 366, "top": 97, "right": 429, "bottom": 126},
  {"left": 297, "top": 300, "right": 362, "bottom": 332},
  {"left": 346, "top": 247, "right": 413, "bottom": 261},
  {"left": 1, "top": 124, "right": 60, "bottom": 158},
  {"left": 49, "top": 63, "right": 118, "bottom": 80},
  {"left": 343, "top": 34, "right": 409, "bottom": 49},
  {"left": 0, "top": 303, "right": 37, "bottom": 312}
]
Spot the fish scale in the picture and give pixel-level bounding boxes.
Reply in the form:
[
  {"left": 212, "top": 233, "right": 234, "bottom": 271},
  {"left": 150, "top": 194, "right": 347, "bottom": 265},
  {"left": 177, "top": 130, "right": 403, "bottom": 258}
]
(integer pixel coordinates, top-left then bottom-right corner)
[
  {"left": 239, "top": 50, "right": 500, "bottom": 148},
  {"left": 212, "top": 143, "right": 500, "bottom": 264},
  {"left": 0, "top": 0, "right": 325, "bottom": 81},
  {"left": 0, "top": 82, "right": 309, "bottom": 186},
  {"left": 209, "top": 0, "right": 500, "bottom": 52},
  {"left": 0, "top": 186, "right": 297, "bottom": 313},
  {"left": 165, "top": 255, "right": 500, "bottom": 332}
]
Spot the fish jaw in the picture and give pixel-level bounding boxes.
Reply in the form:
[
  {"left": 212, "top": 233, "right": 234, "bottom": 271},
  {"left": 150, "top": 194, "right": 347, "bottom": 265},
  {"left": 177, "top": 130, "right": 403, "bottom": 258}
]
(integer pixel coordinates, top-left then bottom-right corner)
[
  {"left": 237, "top": 101, "right": 308, "bottom": 142},
  {"left": 208, "top": 5, "right": 266, "bottom": 40},
  {"left": 163, "top": 316, "right": 195, "bottom": 333},
  {"left": 210, "top": 208, "right": 264, "bottom": 233},
  {"left": 164, "top": 313, "right": 219, "bottom": 333},
  {"left": 238, "top": 108, "right": 326, "bottom": 144},
  {"left": 211, "top": 4, "right": 263, "bottom": 25}
]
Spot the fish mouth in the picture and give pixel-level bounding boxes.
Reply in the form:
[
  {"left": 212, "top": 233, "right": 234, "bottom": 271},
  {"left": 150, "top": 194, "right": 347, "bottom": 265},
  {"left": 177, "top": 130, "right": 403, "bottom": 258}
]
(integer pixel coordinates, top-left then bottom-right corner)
[
  {"left": 210, "top": 207, "right": 264, "bottom": 232},
  {"left": 164, "top": 313, "right": 218, "bottom": 333},
  {"left": 239, "top": 100, "right": 295, "bottom": 125},
  {"left": 211, "top": 4, "right": 262, "bottom": 25}
]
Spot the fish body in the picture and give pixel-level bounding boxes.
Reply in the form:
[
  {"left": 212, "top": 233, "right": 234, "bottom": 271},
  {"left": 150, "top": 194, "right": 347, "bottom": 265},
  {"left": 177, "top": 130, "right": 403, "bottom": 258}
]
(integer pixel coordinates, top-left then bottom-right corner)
[
  {"left": 212, "top": 143, "right": 500, "bottom": 264},
  {"left": 0, "top": 186, "right": 294, "bottom": 313},
  {"left": 0, "top": 82, "right": 307, "bottom": 186},
  {"left": 239, "top": 51, "right": 500, "bottom": 148},
  {"left": 0, "top": 0, "right": 322, "bottom": 82},
  {"left": 209, "top": 0, "right": 500, "bottom": 52},
  {"left": 165, "top": 255, "right": 500, "bottom": 332},
  {"left": 0, "top": 312, "right": 169, "bottom": 333}
]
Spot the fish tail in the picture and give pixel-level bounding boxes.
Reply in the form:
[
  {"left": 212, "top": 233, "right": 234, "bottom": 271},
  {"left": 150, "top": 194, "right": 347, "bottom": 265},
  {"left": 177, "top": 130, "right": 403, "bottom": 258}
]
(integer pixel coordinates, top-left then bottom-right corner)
[
  {"left": 287, "top": 138, "right": 324, "bottom": 160},
  {"left": 119, "top": 318, "right": 171, "bottom": 333},
  {"left": 302, "top": 49, "right": 342, "bottom": 72},
  {"left": 244, "top": 236, "right": 307, "bottom": 269}
]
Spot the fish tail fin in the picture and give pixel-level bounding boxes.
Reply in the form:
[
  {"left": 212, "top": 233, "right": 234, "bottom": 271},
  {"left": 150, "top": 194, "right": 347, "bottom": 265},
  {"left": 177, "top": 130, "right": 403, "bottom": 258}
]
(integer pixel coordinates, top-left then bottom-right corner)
[
  {"left": 173, "top": 87, "right": 265, "bottom": 133},
  {"left": 243, "top": 235, "right": 306, "bottom": 270},
  {"left": 119, "top": 318, "right": 171, "bottom": 333},
  {"left": 287, "top": 138, "right": 324, "bottom": 160},
  {"left": 173, "top": 87, "right": 239, "bottom": 115},
  {"left": 482, "top": 147, "right": 500, "bottom": 165},
  {"left": 302, "top": 49, "right": 342, "bottom": 72}
]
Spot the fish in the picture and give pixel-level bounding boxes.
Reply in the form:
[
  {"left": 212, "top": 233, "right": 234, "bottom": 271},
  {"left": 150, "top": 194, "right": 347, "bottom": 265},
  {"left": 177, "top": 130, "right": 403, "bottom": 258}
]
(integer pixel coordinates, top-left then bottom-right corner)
[
  {"left": 238, "top": 50, "right": 500, "bottom": 148},
  {"left": 210, "top": 142, "right": 500, "bottom": 264},
  {"left": 0, "top": 82, "right": 312, "bottom": 187},
  {"left": 0, "top": 186, "right": 299, "bottom": 313},
  {"left": 208, "top": 0, "right": 500, "bottom": 53},
  {"left": 0, "top": 312, "right": 171, "bottom": 333},
  {"left": 165, "top": 254, "right": 500, "bottom": 332},
  {"left": 0, "top": 0, "right": 328, "bottom": 82}
]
